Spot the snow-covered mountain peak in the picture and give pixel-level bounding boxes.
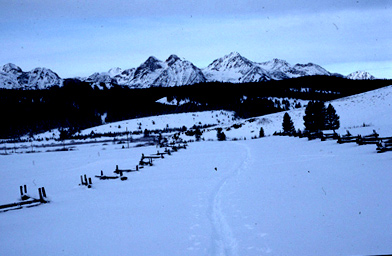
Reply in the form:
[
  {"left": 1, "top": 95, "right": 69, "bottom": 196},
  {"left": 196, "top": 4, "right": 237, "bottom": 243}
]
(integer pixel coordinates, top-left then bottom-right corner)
[
  {"left": 203, "top": 52, "right": 266, "bottom": 83},
  {"left": 2, "top": 63, "right": 22, "bottom": 75},
  {"left": 259, "top": 58, "right": 291, "bottom": 70},
  {"left": 347, "top": 70, "right": 376, "bottom": 80},
  {"left": 166, "top": 54, "right": 181, "bottom": 66},
  {"left": 137, "top": 56, "right": 164, "bottom": 72},
  {"left": 226, "top": 51, "right": 242, "bottom": 58},
  {"left": 108, "top": 67, "right": 122, "bottom": 77},
  {"left": 22, "top": 67, "right": 62, "bottom": 89},
  {"left": 109, "top": 55, "right": 206, "bottom": 88},
  {"left": 207, "top": 52, "right": 253, "bottom": 72},
  {"left": 292, "top": 63, "right": 331, "bottom": 76}
]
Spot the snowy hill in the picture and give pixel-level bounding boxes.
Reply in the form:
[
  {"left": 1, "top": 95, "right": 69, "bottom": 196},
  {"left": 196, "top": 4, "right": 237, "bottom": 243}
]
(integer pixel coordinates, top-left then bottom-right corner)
[
  {"left": 195, "top": 84, "right": 392, "bottom": 140},
  {"left": 347, "top": 70, "right": 376, "bottom": 80},
  {"left": 81, "top": 110, "right": 238, "bottom": 136},
  {"left": 1, "top": 83, "right": 392, "bottom": 255},
  {"left": 0, "top": 63, "right": 63, "bottom": 89}
]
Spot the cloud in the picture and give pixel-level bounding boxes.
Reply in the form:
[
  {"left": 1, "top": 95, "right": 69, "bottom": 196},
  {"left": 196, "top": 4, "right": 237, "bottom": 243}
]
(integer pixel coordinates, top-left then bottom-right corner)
[
  {"left": 1, "top": 0, "right": 390, "bottom": 21},
  {"left": 0, "top": 1, "right": 390, "bottom": 78}
]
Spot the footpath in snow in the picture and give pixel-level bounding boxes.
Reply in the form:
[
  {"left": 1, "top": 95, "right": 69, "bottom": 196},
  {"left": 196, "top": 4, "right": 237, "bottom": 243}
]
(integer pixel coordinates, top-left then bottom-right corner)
[{"left": 1, "top": 135, "right": 391, "bottom": 255}]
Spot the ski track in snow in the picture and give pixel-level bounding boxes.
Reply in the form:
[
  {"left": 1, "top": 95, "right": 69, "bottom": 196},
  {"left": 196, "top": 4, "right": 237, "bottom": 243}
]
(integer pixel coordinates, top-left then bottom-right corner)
[{"left": 208, "top": 142, "right": 252, "bottom": 256}]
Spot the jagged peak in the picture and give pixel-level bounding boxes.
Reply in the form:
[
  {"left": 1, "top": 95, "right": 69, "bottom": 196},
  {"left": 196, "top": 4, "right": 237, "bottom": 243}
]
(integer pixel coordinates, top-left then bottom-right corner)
[
  {"left": 31, "top": 67, "right": 52, "bottom": 72},
  {"left": 294, "top": 62, "right": 316, "bottom": 67},
  {"left": 208, "top": 52, "right": 253, "bottom": 70},
  {"left": 166, "top": 54, "right": 180, "bottom": 62},
  {"left": 270, "top": 58, "right": 290, "bottom": 65},
  {"left": 145, "top": 56, "right": 160, "bottom": 63},
  {"left": 137, "top": 56, "right": 164, "bottom": 72},
  {"left": 2, "top": 63, "right": 22, "bottom": 74},
  {"left": 108, "top": 67, "right": 122, "bottom": 77},
  {"left": 347, "top": 70, "right": 375, "bottom": 80},
  {"left": 226, "top": 51, "right": 242, "bottom": 58},
  {"left": 29, "top": 67, "right": 60, "bottom": 77},
  {"left": 166, "top": 54, "right": 182, "bottom": 66}
]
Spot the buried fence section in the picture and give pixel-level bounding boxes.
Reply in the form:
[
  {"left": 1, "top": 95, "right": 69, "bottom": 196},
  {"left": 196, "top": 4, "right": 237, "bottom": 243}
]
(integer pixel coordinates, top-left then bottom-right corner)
[
  {"left": 80, "top": 174, "right": 93, "bottom": 188},
  {"left": 0, "top": 185, "right": 49, "bottom": 213},
  {"left": 276, "top": 129, "right": 392, "bottom": 154}
]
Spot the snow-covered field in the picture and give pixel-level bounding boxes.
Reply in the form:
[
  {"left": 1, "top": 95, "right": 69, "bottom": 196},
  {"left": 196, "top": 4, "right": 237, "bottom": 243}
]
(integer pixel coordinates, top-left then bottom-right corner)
[{"left": 1, "top": 85, "right": 392, "bottom": 255}]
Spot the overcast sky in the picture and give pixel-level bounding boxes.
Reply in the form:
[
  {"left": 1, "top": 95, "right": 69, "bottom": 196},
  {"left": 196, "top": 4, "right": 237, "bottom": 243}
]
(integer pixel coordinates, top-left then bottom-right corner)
[{"left": 0, "top": 0, "right": 391, "bottom": 78}]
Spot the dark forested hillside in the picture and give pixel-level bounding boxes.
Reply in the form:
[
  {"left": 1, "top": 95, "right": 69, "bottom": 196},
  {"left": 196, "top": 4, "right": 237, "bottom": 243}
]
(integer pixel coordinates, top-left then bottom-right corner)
[{"left": 1, "top": 76, "right": 390, "bottom": 138}]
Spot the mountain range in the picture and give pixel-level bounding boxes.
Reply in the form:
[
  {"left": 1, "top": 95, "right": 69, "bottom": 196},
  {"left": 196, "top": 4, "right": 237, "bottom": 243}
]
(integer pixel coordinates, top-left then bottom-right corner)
[{"left": 0, "top": 52, "right": 378, "bottom": 90}]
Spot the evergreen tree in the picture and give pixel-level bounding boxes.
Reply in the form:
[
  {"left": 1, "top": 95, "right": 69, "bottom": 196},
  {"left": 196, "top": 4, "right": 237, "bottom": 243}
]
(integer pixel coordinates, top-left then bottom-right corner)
[
  {"left": 194, "top": 127, "right": 202, "bottom": 141},
  {"left": 325, "top": 104, "right": 340, "bottom": 130},
  {"left": 303, "top": 101, "right": 326, "bottom": 131},
  {"left": 217, "top": 128, "right": 226, "bottom": 141},
  {"left": 282, "top": 112, "right": 295, "bottom": 134},
  {"left": 259, "top": 127, "right": 265, "bottom": 138}
]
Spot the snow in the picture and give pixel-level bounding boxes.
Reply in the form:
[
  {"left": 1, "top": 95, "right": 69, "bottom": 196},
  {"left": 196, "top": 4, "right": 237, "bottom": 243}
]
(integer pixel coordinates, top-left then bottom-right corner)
[
  {"left": 81, "top": 110, "right": 238, "bottom": 135},
  {"left": 347, "top": 70, "right": 376, "bottom": 80},
  {"left": 0, "top": 65, "right": 62, "bottom": 89},
  {"left": 198, "top": 84, "right": 392, "bottom": 140},
  {"left": 1, "top": 85, "right": 392, "bottom": 255},
  {"left": 1, "top": 137, "right": 392, "bottom": 255},
  {"left": 203, "top": 53, "right": 331, "bottom": 83},
  {"left": 156, "top": 96, "right": 192, "bottom": 106}
]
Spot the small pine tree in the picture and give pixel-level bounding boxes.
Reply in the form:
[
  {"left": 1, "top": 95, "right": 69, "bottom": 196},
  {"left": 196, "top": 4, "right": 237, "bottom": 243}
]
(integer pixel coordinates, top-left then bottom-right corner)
[
  {"left": 259, "top": 127, "right": 265, "bottom": 138},
  {"left": 325, "top": 104, "right": 340, "bottom": 130},
  {"left": 194, "top": 128, "right": 202, "bottom": 141},
  {"left": 282, "top": 112, "right": 295, "bottom": 134},
  {"left": 217, "top": 128, "right": 226, "bottom": 141}
]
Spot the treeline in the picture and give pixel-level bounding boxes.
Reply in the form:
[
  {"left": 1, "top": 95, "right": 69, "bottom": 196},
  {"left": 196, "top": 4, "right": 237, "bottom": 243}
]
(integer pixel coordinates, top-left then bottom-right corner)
[{"left": 0, "top": 76, "right": 390, "bottom": 138}]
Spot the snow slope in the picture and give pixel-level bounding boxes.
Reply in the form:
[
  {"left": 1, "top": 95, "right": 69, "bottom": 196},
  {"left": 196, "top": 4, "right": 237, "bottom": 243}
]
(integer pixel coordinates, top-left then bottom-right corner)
[
  {"left": 198, "top": 84, "right": 392, "bottom": 140},
  {"left": 1, "top": 137, "right": 391, "bottom": 255},
  {"left": 81, "top": 110, "right": 238, "bottom": 135},
  {"left": 1, "top": 85, "right": 392, "bottom": 255}
]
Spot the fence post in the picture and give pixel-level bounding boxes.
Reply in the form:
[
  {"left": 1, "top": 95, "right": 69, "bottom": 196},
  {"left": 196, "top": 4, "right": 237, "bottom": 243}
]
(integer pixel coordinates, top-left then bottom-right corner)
[
  {"left": 101, "top": 170, "right": 103, "bottom": 176},
  {"left": 38, "top": 188, "right": 44, "bottom": 202},
  {"left": 136, "top": 165, "right": 138, "bottom": 171},
  {"left": 41, "top": 187, "right": 47, "bottom": 198},
  {"left": 24, "top": 184, "right": 27, "bottom": 194},
  {"left": 20, "top": 186, "right": 23, "bottom": 196}
]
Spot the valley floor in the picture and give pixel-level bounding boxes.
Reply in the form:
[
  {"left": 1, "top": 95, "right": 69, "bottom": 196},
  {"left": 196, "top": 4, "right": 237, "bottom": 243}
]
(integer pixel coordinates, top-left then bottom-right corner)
[{"left": 0, "top": 136, "right": 391, "bottom": 255}]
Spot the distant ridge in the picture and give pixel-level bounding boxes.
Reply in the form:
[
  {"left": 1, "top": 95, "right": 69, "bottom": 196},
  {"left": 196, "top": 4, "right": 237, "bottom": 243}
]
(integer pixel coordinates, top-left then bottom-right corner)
[{"left": 0, "top": 53, "right": 381, "bottom": 89}]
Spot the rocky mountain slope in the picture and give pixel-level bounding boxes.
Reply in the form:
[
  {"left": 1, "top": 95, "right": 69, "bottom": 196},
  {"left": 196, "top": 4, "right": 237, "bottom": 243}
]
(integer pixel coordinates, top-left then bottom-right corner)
[
  {"left": 0, "top": 53, "right": 380, "bottom": 89},
  {"left": 84, "top": 55, "right": 206, "bottom": 89},
  {"left": 203, "top": 52, "right": 332, "bottom": 82},
  {"left": 0, "top": 63, "right": 62, "bottom": 89},
  {"left": 347, "top": 70, "right": 376, "bottom": 80}
]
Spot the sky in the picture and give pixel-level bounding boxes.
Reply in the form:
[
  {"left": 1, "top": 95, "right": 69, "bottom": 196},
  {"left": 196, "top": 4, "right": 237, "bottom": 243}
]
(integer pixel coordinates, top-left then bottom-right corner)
[{"left": 0, "top": 0, "right": 391, "bottom": 78}]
